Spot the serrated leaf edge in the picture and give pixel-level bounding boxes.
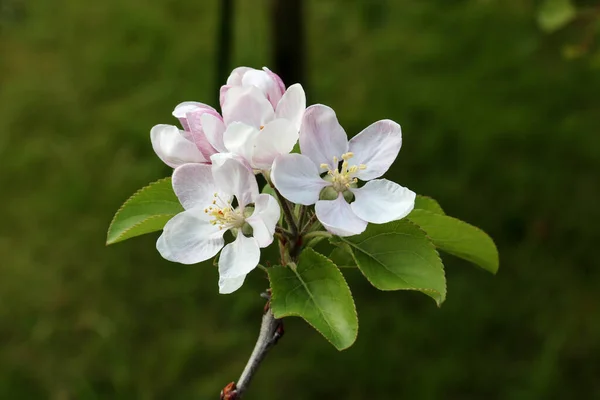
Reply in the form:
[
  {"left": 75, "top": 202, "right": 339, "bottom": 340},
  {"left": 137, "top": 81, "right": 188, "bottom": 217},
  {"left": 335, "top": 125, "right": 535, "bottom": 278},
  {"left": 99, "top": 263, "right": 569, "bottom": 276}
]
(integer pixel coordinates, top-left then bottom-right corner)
[
  {"left": 407, "top": 209, "right": 499, "bottom": 274},
  {"left": 106, "top": 213, "right": 177, "bottom": 245},
  {"left": 106, "top": 177, "right": 178, "bottom": 245},
  {"left": 268, "top": 248, "right": 359, "bottom": 351},
  {"left": 334, "top": 220, "right": 447, "bottom": 307}
]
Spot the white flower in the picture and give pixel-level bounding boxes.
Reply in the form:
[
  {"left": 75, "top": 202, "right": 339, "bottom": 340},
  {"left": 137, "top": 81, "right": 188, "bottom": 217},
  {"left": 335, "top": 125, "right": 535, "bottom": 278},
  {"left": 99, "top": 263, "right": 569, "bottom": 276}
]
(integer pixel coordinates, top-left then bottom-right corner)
[
  {"left": 151, "top": 102, "right": 223, "bottom": 167},
  {"left": 272, "top": 104, "right": 416, "bottom": 237},
  {"left": 217, "top": 68, "right": 306, "bottom": 170},
  {"left": 220, "top": 66, "right": 286, "bottom": 110},
  {"left": 156, "top": 155, "right": 280, "bottom": 294}
]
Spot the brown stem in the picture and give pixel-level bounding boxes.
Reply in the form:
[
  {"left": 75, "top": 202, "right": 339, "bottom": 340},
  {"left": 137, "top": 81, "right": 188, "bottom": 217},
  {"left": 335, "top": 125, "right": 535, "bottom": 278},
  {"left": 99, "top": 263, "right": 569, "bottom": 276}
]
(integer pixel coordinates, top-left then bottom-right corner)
[{"left": 221, "top": 298, "right": 283, "bottom": 399}]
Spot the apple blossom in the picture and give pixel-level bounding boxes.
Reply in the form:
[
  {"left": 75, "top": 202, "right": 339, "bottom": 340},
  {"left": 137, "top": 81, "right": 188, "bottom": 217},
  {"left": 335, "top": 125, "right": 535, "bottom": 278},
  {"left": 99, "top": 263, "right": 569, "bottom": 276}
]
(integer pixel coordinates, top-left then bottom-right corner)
[
  {"left": 219, "top": 83, "right": 306, "bottom": 170},
  {"left": 156, "top": 155, "right": 280, "bottom": 294},
  {"left": 220, "top": 66, "right": 286, "bottom": 109},
  {"left": 271, "top": 104, "right": 416, "bottom": 237},
  {"left": 151, "top": 102, "right": 222, "bottom": 167}
]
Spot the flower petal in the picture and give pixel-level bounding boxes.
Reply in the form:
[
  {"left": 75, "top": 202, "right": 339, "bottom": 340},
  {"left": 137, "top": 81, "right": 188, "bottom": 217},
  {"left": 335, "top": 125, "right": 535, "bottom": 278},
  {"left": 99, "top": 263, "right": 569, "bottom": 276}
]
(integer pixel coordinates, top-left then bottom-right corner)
[
  {"left": 271, "top": 154, "right": 329, "bottom": 205},
  {"left": 150, "top": 124, "right": 207, "bottom": 168},
  {"left": 157, "top": 209, "right": 225, "bottom": 264},
  {"left": 242, "top": 68, "right": 284, "bottom": 108},
  {"left": 219, "top": 234, "right": 260, "bottom": 279},
  {"left": 348, "top": 119, "right": 402, "bottom": 181},
  {"left": 211, "top": 154, "right": 259, "bottom": 208},
  {"left": 350, "top": 179, "right": 416, "bottom": 224},
  {"left": 184, "top": 109, "right": 220, "bottom": 158},
  {"left": 219, "top": 85, "right": 232, "bottom": 109},
  {"left": 299, "top": 104, "right": 349, "bottom": 169},
  {"left": 172, "top": 164, "right": 221, "bottom": 210},
  {"left": 218, "top": 274, "right": 247, "bottom": 295},
  {"left": 275, "top": 83, "right": 306, "bottom": 131},
  {"left": 251, "top": 119, "right": 299, "bottom": 170},
  {"left": 246, "top": 194, "right": 280, "bottom": 247},
  {"left": 200, "top": 113, "right": 227, "bottom": 152},
  {"left": 226, "top": 66, "right": 253, "bottom": 85},
  {"left": 172, "top": 101, "right": 216, "bottom": 131},
  {"left": 222, "top": 86, "right": 274, "bottom": 128},
  {"left": 315, "top": 194, "right": 368, "bottom": 237},
  {"left": 222, "top": 122, "right": 260, "bottom": 167},
  {"left": 263, "top": 67, "right": 286, "bottom": 95}
]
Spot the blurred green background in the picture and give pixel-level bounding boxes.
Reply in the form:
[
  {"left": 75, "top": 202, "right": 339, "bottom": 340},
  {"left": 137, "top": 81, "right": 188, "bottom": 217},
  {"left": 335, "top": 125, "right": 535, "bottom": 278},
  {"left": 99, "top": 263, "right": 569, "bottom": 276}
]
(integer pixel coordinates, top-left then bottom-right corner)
[{"left": 1, "top": 0, "right": 599, "bottom": 398}]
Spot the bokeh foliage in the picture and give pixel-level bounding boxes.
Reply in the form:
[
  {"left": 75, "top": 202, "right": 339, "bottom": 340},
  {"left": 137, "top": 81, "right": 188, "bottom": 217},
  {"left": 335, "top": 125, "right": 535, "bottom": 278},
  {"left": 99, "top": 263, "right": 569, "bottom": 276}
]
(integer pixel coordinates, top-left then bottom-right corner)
[{"left": 1, "top": 0, "right": 599, "bottom": 398}]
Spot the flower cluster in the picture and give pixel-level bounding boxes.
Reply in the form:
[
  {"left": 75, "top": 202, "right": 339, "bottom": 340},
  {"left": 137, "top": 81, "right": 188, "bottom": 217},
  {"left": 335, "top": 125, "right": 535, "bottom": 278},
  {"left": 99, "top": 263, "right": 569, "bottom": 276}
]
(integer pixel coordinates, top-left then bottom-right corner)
[{"left": 152, "top": 67, "right": 416, "bottom": 293}]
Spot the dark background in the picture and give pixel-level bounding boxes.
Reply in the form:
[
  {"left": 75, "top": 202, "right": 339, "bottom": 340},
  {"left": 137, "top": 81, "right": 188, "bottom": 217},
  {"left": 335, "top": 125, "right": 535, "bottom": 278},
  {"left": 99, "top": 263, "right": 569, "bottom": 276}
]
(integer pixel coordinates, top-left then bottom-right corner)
[{"left": 1, "top": 0, "right": 599, "bottom": 398}]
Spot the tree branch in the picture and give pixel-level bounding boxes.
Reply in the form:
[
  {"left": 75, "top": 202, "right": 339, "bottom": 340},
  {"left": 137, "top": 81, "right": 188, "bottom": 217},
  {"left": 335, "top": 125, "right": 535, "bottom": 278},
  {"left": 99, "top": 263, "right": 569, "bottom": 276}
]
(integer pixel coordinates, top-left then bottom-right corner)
[{"left": 221, "top": 299, "right": 283, "bottom": 399}]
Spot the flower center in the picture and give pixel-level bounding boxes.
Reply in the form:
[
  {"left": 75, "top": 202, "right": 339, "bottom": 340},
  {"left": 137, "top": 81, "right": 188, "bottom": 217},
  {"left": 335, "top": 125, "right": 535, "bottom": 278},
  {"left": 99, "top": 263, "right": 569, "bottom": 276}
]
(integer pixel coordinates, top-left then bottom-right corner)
[
  {"left": 204, "top": 193, "right": 245, "bottom": 230},
  {"left": 320, "top": 152, "right": 367, "bottom": 193}
]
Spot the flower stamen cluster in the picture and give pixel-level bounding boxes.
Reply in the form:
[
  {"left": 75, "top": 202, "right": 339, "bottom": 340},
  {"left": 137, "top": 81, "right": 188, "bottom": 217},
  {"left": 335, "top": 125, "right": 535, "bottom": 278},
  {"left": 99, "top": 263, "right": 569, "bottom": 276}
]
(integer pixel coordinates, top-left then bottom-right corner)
[
  {"left": 205, "top": 193, "right": 245, "bottom": 230},
  {"left": 320, "top": 152, "right": 367, "bottom": 192}
]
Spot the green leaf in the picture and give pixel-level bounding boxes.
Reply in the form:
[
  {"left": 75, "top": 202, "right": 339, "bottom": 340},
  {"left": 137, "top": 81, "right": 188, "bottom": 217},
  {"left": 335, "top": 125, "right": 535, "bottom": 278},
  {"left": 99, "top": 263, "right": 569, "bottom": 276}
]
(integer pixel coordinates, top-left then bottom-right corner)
[
  {"left": 328, "top": 243, "right": 357, "bottom": 268},
  {"left": 537, "top": 0, "right": 576, "bottom": 33},
  {"left": 414, "top": 195, "right": 445, "bottom": 215},
  {"left": 268, "top": 248, "right": 358, "bottom": 350},
  {"left": 408, "top": 209, "right": 499, "bottom": 274},
  {"left": 332, "top": 220, "right": 446, "bottom": 306},
  {"left": 107, "top": 178, "right": 183, "bottom": 245}
]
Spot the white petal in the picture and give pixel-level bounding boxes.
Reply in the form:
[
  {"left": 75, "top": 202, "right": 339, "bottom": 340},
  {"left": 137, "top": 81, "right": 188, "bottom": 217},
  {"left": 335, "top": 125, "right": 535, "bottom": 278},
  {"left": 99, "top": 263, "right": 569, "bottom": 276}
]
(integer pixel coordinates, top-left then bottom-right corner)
[
  {"left": 251, "top": 119, "right": 299, "bottom": 170},
  {"left": 226, "top": 66, "right": 253, "bottom": 85},
  {"left": 218, "top": 274, "right": 247, "bottom": 294},
  {"left": 271, "top": 154, "right": 329, "bottom": 205},
  {"left": 263, "top": 67, "right": 286, "bottom": 94},
  {"left": 246, "top": 194, "right": 280, "bottom": 247},
  {"left": 157, "top": 210, "right": 225, "bottom": 264},
  {"left": 350, "top": 179, "right": 416, "bottom": 224},
  {"left": 222, "top": 86, "right": 274, "bottom": 128},
  {"left": 184, "top": 109, "right": 219, "bottom": 158},
  {"left": 299, "top": 104, "right": 349, "bottom": 169},
  {"left": 242, "top": 69, "right": 284, "bottom": 108},
  {"left": 172, "top": 101, "right": 216, "bottom": 118},
  {"left": 172, "top": 164, "right": 221, "bottom": 210},
  {"left": 348, "top": 120, "right": 402, "bottom": 181},
  {"left": 200, "top": 113, "right": 227, "bottom": 152},
  {"left": 211, "top": 154, "right": 259, "bottom": 208},
  {"left": 275, "top": 83, "right": 306, "bottom": 131},
  {"left": 222, "top": 122, "right": 260, "bottom": 164},
  {"left": 219, "top": 234, "right": 260, "bottom": 279},
  {"left": 315, "top": 194, "right": 367, "bottom": 237},
  {"left": 150, "top": 124, "right": 207, "bottom": 168}
]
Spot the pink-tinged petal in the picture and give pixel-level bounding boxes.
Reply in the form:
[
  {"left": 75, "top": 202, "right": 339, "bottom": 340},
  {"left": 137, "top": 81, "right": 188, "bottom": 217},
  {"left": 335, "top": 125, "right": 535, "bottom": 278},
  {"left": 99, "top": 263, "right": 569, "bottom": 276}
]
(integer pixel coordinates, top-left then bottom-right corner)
[
  {"left": 222, "top": 122, "right": 260, "bottom": 165},
  {"left": 218, "top": 274, "right": 247, "bottom": 295},
  {"left": 251, "top": 119, "right": 299, "bottom": 170},
  {"left": 299, "top": 104, "right": 349, "bottom": 169},
  {"left": 201, "top": 113, "right": 227, "bottom": 152},
  {"left": 219, "top": 234, "right": 260, "bottom": 279},
  {"left": 185, "top": 109, "right": 220, "bottom": 158},
  {"left": 315, "top": 194, "right": 368, "bottom": 237},
  {"left": 275, "top": 83, "right": 306, "bottom": 131},
  {"left": 271, "top": 154, "right": 329, "bottom": 205},
  {"left": 150, "top": 124, "right": 208, "bottom": 168},
  {"left": 172, "top": 164, "right": 222, "bottom": 210},
  {"left": 222, "top": 86, "right": 274, "bottom": 128},
  {"left": 211, "top": 154, "right": 259, "bottom": 208},
  {"left": 263, "top": 67, "right": 286, "bottom": 95},
  {"left": 348, "top": 119, "right": 402, "bottom": 181},
  {"left": 172, "top": 101, "right": 216, "bottom": 131},
  {"left": 242, "top": 69, "right": 283, "bottom": 108},
  {"left": 156, "top": 209, "right": 225, "bottom": 264},
  {"left": 226, "top": 66, "right": 253, "bottom": 85},
  {"left": 219, "top": 85, "right": 232, "bottom": 109},
  {"left": 245, "top": 194, "right": 280, "bottom": 248},
  {"left": 350, "top": 179, "right": 415, "bottom": 224}
]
